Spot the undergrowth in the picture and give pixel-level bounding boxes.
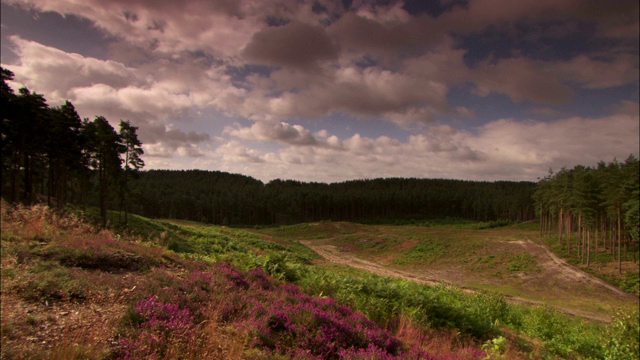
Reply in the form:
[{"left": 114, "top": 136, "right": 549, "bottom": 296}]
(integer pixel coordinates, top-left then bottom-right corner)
[{"left": 2, "top": 201, "right": 638, "bottom": 359}]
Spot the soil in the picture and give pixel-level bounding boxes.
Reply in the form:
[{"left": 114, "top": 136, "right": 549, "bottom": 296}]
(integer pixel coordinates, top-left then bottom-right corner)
[{"left": 0, "top": 264, "right": 186, "bottom": 358}]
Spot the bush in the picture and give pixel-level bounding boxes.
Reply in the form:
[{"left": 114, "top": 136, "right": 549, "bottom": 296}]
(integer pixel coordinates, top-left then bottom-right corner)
[{"left": 604, "top": 309, "right": 640, "bottom": 360}]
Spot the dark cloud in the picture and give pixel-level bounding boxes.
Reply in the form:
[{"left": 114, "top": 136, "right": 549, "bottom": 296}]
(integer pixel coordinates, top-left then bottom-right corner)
[
  {"left": 328, "top": 12, "right": 443, "bottom": 59},
  {"left": 143, "top": 124, "right": 210, "bottom": 145},
  {"left": 242, "top": 21, "right": 339, "bottom": 70}
]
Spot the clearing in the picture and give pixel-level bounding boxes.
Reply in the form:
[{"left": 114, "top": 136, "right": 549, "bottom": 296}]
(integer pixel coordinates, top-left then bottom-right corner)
[{"left": 260, "top": 222, "right": 638, "bottom": 323}]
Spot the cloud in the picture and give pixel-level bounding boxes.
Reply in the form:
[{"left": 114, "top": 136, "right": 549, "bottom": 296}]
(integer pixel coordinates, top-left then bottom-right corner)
[
  {"left": 225, "top": 121, "right": 317, "bottom": 146},
  {"left": 6, "top": 36, "right": 138, "bottom": 102},
  {"left": 6, "top": 0, "right": 638, "bottom": 120},
  {"left": 2, "top": 0, "right": 638, "bottom": 182},
  {"left": 328, "top": 11, "right": 442, "bottom": 60},
  {"left": 435, "top": 0, "right": 639, "bottom": 41},
  {"left": 209, "top": 106, "right": 639, "bottom": 182},
  {"left": 243, "top": 21, "right": 339, "bottom": 70},
  {"left": 554, "top": 54, "right": 639, "bottom": 89},
  {"left": 470, "top": 57, "right": 573, "bottom": 104},
  {"left": 215, "top": 140, "right": 265, "bottom": 164},
  {"left": 239, "top": 64, "right": 452, "bottom": 123},
  {"left": 4, "top": 0, "right": 266, "bottom": 58}
]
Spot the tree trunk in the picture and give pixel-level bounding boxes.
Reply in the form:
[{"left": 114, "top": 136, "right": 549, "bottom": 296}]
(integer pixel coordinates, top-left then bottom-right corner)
[
  {"left": 567, "top": 212, "right": 572, "bottom": 255},
  {"left": 540, "top": 208, "right": 544, "bottom": 237},
  {"left": 586, "top": 229, "right": 591, "bottom": 267},
  {"left": 10, "top": 151, "right": 19, "bottom": 203},
  {"left": 47, "top": 156, "right": 54, "bottom": 207},
  {"left": 23, "top": 154, "right": 32, "bottom": 205},
  {"left": 100, "top": 165, "right": 108, "bottom": 229},
  {"left": 558, "top": 208, "right": 563, "bottom": 244},
  {"left": 578, "top": 213, "right": 583, "bottom": 261},
  {"left": 618, "top": 207, "right": 622, "bottom": 274}
]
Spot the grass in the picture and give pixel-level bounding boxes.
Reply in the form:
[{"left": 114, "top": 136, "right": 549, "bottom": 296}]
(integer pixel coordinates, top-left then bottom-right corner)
[
  {"left": 260, "top": 222, "right": 637, "bottom": 315},
  {"left": 2, "top": 202, "right": 638, "bottom": 359}
]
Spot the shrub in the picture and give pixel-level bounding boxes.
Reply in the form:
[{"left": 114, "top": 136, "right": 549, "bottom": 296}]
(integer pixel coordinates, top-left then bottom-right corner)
[{"left": 604, "top": 309, "right": 640, "bottom": 360}]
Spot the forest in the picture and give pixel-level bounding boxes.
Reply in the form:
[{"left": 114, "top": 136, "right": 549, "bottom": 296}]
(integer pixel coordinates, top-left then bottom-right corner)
[
  {"left": 128, "top": 170, "right": 535, "bottom": 225},
  {"left": 533, "top": 157, "right": 640, "bottom": 271}
]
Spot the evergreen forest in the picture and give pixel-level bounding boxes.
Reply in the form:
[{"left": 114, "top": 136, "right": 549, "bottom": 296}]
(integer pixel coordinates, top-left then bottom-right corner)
[
  {"left": 533, "top": 158, "right": 640, "bottom": 271},
  {"left": 128, "top": 170, "right": 535, "bottom": 225}
]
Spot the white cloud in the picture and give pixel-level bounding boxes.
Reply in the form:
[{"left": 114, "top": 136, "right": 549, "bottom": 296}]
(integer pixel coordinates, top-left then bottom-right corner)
[
  {"left": 6, "top": 36, "right": 138, "bottom": 103},
  {"left": 205, "top": 106, "right": 639, "bottom": 182},
  {"left": 215, "top": 140, "right": 265, "bottom": 164}
]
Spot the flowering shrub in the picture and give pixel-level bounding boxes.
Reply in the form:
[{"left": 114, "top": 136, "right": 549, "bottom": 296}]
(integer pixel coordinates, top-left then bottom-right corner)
[
  {"left": 339, "top": 343, "right": 438, "bottom": 360},
  {"left": 116, "top": 263, "right": 485, "bottom": 359},
  {"left": 118, "top": 296, "right": 195, "bottom": 359},
  {"left": 212, "top": 265, "right": 459, "bottom": 359}
]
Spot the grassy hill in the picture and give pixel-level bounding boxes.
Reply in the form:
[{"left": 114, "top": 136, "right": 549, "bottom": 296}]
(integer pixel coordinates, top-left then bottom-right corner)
[{"left": 1, "top": 202, "right": 638, "bottom": 359}]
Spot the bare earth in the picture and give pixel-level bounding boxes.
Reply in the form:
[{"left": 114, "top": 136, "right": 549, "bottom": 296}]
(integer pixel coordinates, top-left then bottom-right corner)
[{"left": 301, "top": 238, "right": 638, "bottom": 322}]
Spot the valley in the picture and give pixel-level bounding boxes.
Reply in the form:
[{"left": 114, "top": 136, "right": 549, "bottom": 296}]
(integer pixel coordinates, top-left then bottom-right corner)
[
  {"left": 255, "top": 222, "right": 639, "bottom": 322},
  {"left": 2, "top": 204, "right": 638, "bottom": 359}
]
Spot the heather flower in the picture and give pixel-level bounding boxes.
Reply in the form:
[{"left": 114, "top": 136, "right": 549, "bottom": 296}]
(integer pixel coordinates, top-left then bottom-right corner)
[
  {"left": 117, "top": 296, "right": 195, "bottom": 359},
  {"left": 116, "top": 263, "right": 449, "bottom": 360},
  {"left": 215, "top": 262, "right": 249, "bottom": 289}
]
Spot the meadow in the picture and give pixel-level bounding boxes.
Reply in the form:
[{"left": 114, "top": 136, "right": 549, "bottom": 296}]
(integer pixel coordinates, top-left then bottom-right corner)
[{"left": 1, "top": 202, "right": 638, "bottom": 359}]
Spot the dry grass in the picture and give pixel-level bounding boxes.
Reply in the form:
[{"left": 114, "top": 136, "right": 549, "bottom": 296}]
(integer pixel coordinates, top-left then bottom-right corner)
[
  {"left": 0, "top": 200, "right": 258, "bottom": 359},
  {"left": 394, "top": 315, "right": 540, "bottom": 360}
]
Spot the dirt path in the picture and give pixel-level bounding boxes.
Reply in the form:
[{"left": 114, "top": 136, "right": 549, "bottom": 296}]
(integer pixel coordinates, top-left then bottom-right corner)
[
  {"left": 521, "top": 238, "right": 630, "bottom": 297},
  {"left": 302, "top": 241, "right": 443, "bottom": 287},
  {"left": 300, "top": 238, "right": 633, "bottom": 322}
]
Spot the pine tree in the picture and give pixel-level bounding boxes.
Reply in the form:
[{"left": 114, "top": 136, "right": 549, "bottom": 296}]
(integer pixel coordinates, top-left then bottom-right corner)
[
  {"left": 46, "top": 101, "right": 83, "bottom": 208},
  {"left": 83, "top": 116, "right": 125, "bottom": 228},
  {"left": 118, "top": 120, "right": 144, "bottom": 225}
]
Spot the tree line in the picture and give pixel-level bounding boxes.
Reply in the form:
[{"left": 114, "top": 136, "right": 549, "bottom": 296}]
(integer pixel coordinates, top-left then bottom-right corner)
[
  {"left": 1, "top": 65, "right": 539, "bottom": 227},
  {"left": 532, "top": 157, "right": 639, "bottom": 272},
  {"left": 0, "top": 67, "right": 144, "bottom": 228},
  {"left": 128, "top": 170, "right": 536, "bottom": 225}
]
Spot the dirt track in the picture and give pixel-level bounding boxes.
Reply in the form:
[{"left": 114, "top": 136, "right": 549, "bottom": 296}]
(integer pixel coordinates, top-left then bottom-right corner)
[
  {"left": 520, "top": 238, "right": 629, "bottom": 296},
  {"left": 301, "top": 238, "right": 636, "bottom": 322}
]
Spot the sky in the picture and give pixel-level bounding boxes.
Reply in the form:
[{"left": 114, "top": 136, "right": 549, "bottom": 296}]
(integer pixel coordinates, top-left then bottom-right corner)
[{"left": 1, "top": 0, "right": 638, "bottom": 183}]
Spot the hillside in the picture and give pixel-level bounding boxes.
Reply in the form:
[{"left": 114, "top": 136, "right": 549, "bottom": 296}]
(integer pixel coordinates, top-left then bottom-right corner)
[
  {"left": 2, "top": 202, "right": 639, "bottom": 359},
  {"left": 252, "top": 222, "right": 638, "bottom": 322}
]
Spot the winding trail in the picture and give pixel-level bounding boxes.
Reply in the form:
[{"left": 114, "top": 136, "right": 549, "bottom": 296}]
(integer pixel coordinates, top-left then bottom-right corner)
[
  {"left": 301, "top": 238, "right": 635, "bottom": 322},
  {"left": 522, "top": 238, "right": 629, "bottom": 297}
]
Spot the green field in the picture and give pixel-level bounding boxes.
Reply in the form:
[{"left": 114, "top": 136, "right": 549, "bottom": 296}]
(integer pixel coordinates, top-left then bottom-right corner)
[{"left": 2, "top": 206, "right": 638, "bottom": 359}]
